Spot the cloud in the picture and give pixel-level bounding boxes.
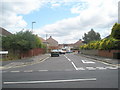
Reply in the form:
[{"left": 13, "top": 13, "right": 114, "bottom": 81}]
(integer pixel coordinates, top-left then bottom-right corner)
[
  {"left": 1, "top": 0, "right": 119, "bottom": 44},
  {"left": 0, "top": 0, "right": 45, "bottom": 33},
  {"left": 36, "top": 0, "right": 119, "bottom": 44}
]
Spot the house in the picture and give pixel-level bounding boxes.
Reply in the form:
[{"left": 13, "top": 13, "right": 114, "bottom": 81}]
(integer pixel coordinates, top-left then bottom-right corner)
[
  {"left": 0, "top": 27, "right": 12, "bottom": 36},
  {"left": 46, "top": 36, "right": 59, "bottom": 51},
  {"left": 73, "top": 39, "right": 84, "bottom": 49},
  {"left": 39, "top": 37, "right": 48, "bottom": 44}
]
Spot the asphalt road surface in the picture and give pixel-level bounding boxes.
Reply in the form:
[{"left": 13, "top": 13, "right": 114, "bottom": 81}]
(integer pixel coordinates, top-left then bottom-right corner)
[{"left": 1, "top": 53, "right": 119, "bottom": 88}]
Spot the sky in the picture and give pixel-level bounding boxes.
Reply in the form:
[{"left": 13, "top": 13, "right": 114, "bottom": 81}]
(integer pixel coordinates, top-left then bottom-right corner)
[{"left": 0, "top": 0, "right": 119, "bottom": 44}]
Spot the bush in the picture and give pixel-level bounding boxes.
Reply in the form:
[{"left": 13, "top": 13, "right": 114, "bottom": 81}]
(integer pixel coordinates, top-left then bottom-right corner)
[
  {"left": 2, "top": 31, "right": 45, "bottom": 53},
  {"left": 80, "top": 38, "right": 120, "bottom": 50}
]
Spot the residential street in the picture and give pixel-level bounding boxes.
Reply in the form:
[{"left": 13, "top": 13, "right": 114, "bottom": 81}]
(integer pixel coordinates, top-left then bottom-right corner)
[{"left": 1, "top": 53, "right": 119, "bottom": 88}]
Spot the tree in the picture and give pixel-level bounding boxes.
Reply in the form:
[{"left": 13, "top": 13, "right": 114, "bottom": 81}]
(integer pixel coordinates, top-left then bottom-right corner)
[
  {"left": 111, "top": 23, "right": 120, "bottom": 39},
  {"left": 82, "top": 29, "right": 101, "bottom": 43},
  {"left": 2, "top": 30, "right": 43, "bottom": 53}
]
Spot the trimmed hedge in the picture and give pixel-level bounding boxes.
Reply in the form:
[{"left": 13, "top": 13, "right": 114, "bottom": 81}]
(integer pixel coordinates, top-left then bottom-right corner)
[{"left": 80, "top": 38, "right": 120, "bottom": 50}]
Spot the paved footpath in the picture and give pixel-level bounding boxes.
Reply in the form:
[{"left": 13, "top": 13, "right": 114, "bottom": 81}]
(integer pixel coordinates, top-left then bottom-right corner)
[
  {"left": 0, "top": 54, "right": 50, "bottom": 70},
  {"left": 76, "top": 53, "right": 120, "bottom": 67}
]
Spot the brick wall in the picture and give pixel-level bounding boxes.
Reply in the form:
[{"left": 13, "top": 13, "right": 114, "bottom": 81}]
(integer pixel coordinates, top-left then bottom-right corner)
[
  {"left": 80, "top": 49, "right": 120, "bottom": 59},
  {"left": 80, "top": 50, "right": 99, "bottom": 56},
  {"left": 20, "top": 48, "right": 45, "bottom": 58},
  {"left": 98, "top": 50, "right": 120, "bottom": 58}
]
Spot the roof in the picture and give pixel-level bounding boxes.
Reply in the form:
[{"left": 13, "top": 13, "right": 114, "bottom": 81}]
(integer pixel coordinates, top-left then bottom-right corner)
[
  {"left": 39, "top": 37, "right": 46, "bottom": 43},
  {"left": 46, "top": 36, "right": 58, "bottom": 46},
  {"left": 74, "top": 39, "right": 83, "bottom": 45},
  {"left": 0, "top": 27, "right": 12, "bottom": 36}
]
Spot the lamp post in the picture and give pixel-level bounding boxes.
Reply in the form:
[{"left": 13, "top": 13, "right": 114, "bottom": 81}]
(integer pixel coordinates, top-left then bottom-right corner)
[{"left": 32, "top": 21, "right": 36, "bottom": 32}]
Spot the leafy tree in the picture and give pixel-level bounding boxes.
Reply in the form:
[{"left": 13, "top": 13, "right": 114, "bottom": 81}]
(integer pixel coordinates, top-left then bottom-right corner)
[
  {"left": 2, "top": 30, "right": 43, "bottom": 53},
  {"left": 82, "top": 29, "right": 101, "bottom": 43},
  {"left": 111, "top": 23, "right": 120, "bottom": 39}
]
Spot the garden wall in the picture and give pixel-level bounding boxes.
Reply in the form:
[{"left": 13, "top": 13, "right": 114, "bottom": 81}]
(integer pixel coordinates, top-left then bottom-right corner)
[
  {"left": 98, "top": 50, "right": 120, "bottom": 59},
  {"left": 20, "top": 48, "right": 45, "bottom": 58},
  {"left": 80, "top": 50, "right": 120, "bottom": 59},
  {"left": 80, "top": 50, "right": 99, "bottom": 56}
]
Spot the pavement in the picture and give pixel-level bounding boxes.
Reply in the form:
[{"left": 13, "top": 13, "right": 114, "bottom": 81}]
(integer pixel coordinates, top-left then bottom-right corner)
[
  {"left": 0, "top": 54, "right": 50, "bottom": 70},
  {"left": 76, "top": 53, "right": 120, "bottom": 66}
]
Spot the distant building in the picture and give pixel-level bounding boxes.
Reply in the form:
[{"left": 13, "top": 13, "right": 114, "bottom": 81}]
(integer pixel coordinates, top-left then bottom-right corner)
[
  {"left": 0, "top": 27, "right": 12, "bottom": 36},
  {"left": 46, "top": 36, "right": 58, "bottom": 46},
  {"left": 39, "top": 37, "right": 48, "bottom": 44},
  {"left": 73, "top": 39, "right": 84, "bottom": 49},
  {"left": 46, "top": 36, "right": 59, "bottom": 51}
]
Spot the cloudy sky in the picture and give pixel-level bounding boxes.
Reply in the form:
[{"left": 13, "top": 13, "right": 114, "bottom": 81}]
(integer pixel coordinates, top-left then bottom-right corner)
[{"left": 1, "top": 0, "right": 119, "bottom": 44}]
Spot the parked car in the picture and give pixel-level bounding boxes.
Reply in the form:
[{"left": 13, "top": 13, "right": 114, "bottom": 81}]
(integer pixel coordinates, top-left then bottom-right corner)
[
  {"left": 51, "top": 49, "right": 60, "bottom": 57},
  {"left": 58, "top": 49, "right": 66, "bottom": 54},
  {"left": 66, "top": 50, "right": 73, "bottom": 53}
]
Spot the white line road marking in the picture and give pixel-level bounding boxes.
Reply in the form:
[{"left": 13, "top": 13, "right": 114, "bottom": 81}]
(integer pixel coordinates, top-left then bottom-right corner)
[
  {"left": 41, "top": 57, "right": 50, "bottom": 62},
  {"left": 106, "top": 66, "right": 118, "bottom": 69},
  {"left": 64, "top": 55, "right": 78, "bottom": 70},
  {"left": 10, "top": 71, "right": 20, "bottom": 73},
  {"left": 96, "top": 67, "right": 106, "bottom": 70},
  {"left": 38, "top": 70, "right": 48, "bottom": 72},
  {"left": 64, "top": 55, "right": 71, "bottom": 61},
  {"left": 86, "top": 67, "right": 96, "bottom": 70},
  {"left": 77, "top": 67, "right": 85, "bottom": 70},
  {"left": 71, "top": 62, "right": 78, "bottom": 70},
  {"left": 81, "top": 60, "right": 95, "bottom": 64},
  {"left": 4, "top": 78, "right": 97, "bottom": 84},
  {"left": 24, "top": 70, "right": 33, "bottom": 72}
]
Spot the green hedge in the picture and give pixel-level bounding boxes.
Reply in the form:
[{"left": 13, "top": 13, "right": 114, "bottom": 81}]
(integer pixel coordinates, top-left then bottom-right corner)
[
  {"left": 80, "top": 38, "right": 120, "bottom": 50},
  {"left": 80, "top": 23, "right": 120, "bottom": 50}
]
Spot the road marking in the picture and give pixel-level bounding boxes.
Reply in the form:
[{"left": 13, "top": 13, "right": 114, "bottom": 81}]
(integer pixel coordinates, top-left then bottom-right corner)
[
  {"left": 77, "top": 67, "right": 85, "bottom": 70},
  {"left": 81, "top": 60, "right": 95, "bottom": 64},
  {"left": 40, "top": 57, "right": 50, "bottom": 63},
  {"left": 71, "top": 62, "right": 78, "bottom": 70},
  {"left": 86, "top": 67, "right": 96, "bottom": 70},
  {"left": 4, "top": 78, "right": 97, "bottom": 84},
  {"left": 96, "top": 67, "right": 106, "bottom": 70},
  {"left": 10, "top": 71, "right": 20, "bottom": 73},
  {"left": 38, "top": 70, "right": 48, "bottom": 72},
  {"left": 64, "top": 55, "right": 71, "bottom": 61},
  {"left": 64, "top": 55, "right": 78, "bottom": 70},
  {"left": 106, "top": 66, "right": 118, "bottom": 69},
  {"left": 24, "top": 70, "right": 33, "bottom": 72}
]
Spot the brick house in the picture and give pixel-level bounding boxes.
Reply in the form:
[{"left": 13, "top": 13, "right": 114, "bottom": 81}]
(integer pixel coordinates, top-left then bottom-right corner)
[
  {"left": 73, "top": 39, "right": 84, "bottom": 49},
  {"left": 46, "top": 36, "right": 59, "bottom": 51},
  {"left": 39, "top": 37, "right": 48, "bottom": 44},
  {"left": 0, "top": 27, "right": 12, "bottom": 36}
]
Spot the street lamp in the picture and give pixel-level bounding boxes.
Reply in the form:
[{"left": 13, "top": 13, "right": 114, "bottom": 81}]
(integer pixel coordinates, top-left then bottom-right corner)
[{"left": 32, "top": 21, "right": 36, "bottom": 32}]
